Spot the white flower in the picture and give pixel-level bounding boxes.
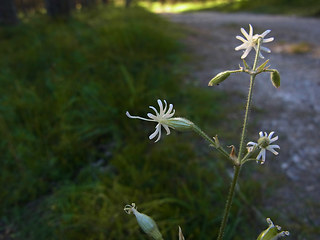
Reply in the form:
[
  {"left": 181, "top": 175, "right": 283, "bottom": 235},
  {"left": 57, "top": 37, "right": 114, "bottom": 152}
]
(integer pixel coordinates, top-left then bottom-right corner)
[
  {"left": 126, "top": 99, "right": 176, "bottom": 142},
  {"left": 235, "top": 24, "right": 274, "bottom": 59},
  {"left": 247, "top": 131, "right": 280, "bottom": 164}
]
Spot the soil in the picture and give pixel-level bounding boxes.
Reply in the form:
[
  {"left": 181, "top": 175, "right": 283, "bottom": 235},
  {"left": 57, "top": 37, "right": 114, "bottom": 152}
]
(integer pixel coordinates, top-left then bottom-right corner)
[{"left": 163, "top": 11, "right": 320, "bottom": 239}]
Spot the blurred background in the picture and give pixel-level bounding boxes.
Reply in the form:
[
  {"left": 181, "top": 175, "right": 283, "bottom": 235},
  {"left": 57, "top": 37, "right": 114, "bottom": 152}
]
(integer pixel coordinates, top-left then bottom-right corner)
[{"left": 0, "top": 0, "right": 319, "bottom": 239}]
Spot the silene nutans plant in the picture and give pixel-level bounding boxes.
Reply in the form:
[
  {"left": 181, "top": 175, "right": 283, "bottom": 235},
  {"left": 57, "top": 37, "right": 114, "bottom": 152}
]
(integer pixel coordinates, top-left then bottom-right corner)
[{"left": 124, "top": 24, "right": 290, "bottom": 240}]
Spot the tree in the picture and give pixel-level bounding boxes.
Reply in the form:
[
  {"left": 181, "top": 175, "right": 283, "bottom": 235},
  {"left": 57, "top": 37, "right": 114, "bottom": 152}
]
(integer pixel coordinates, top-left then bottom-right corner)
[
  {"left": 0, "top": 0, "right": 19, "bottom": 25},
  {"left": 45, "top": 0, "right": 71, "bottom": 18}
]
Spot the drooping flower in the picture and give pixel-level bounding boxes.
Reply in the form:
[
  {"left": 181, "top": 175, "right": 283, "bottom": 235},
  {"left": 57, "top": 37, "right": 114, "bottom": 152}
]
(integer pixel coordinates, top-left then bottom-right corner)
[
  {"left": 247, "top": 131, "right": 280, "bottom": 164},
  {"left": 256, "top": 218, "right": 289, "bottom": 240},
  {"left": 235, "top": 24, "right": 274, "bottom": 59},
  {"left": 126, "top": 99, "right": 193, "bottom": 142}
]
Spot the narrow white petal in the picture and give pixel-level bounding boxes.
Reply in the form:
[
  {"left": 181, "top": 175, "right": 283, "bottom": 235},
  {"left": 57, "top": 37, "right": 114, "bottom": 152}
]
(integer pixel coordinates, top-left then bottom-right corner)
[
  {"left": 240, "top": 27, "right": 249, "bottom": 40},
  {"left": 257, "top": 149, "right": 263, "bottom": 160},
  {"left": 241, "top": 46, "right": 252, "bottom": 59},
  {"left": 268, "top": 144, "right": 280, "bottom": 149},
  {"left": 163, "top": 103, "right": 174, "bottom": 118},
  {"left": 260, "top": 29, "right": 271, "bottom": 38},
  {"left": 235, "top": 42, "right": 248, "bottom": 51},
  {"left": 270, "top": 136, "right": 278, "bottom": 143},
  {"left": 126, "top": 111, "right": 154, "bottom": 122},
  {"left": 166, "top": 109, "right": 175, "bottom": 118},
  {"left": 263, "top": 37, "right": 274, "bottom": 43},
  {"left": 162, "top": 124, "right": 171, "bottom": 135},
  {"left": 162, "top": 100, "right": 168, "bottom": 114},
  {"left": 268, "top": 131, "right": 275, "bottom": 139},
  {"left": 236, "top": 36, "right": 247, "bottom": 43},
  {"left": 249, "top": 24, "right": 253, "bottom": 37},
  {"left": 260, "top": 46, "right": 271, "bottom": 53},
  {"left": 267, "top": 147, "right": 279, "bottom": 155},
  {"left": 264, "top": 132, "right": 268, "bottom": 137},
  {"left": 259, "top": 131, "right": 264, "bottom": 138},
  {"left": 261, "top": 149, "right": 266, "bottom": 163}
]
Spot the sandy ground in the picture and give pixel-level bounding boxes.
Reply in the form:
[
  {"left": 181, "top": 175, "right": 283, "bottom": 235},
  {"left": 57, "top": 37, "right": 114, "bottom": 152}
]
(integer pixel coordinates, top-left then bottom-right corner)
[{"left": 163, "top": 12, "right": 320, "bottom": 238}]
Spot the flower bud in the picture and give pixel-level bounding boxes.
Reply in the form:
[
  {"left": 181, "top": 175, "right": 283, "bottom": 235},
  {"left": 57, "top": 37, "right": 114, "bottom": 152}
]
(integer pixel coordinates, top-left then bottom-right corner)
[
  {"left": 208, "top": 71, "right": 231, "bottom": 86},
  {"left": 165, "top": 117, "right": 194, "bottom": 131},
  {"left": 270, "top": 70, "right": 280, "bottom": 88},
  {"left": 124, "top": 203, "right": 163, "bottom": 240},
  {"left": 257, "top": 218, "right": 289, "bottom": 240}
]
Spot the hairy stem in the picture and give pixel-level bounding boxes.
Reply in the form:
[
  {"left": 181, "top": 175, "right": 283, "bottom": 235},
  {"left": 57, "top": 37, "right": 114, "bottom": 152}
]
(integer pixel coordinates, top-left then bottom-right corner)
[{"left": 216, "top": 39, "right": 262, "bottom": 240}]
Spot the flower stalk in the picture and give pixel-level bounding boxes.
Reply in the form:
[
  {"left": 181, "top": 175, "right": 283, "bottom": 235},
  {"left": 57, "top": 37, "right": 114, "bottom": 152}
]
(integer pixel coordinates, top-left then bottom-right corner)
[{"left": 216, "top": 38, "right": 262, "bottom": 240}]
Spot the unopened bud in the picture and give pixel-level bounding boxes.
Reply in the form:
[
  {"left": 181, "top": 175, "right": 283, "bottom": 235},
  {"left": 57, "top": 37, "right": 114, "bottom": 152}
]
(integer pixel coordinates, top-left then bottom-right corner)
[
  {"left": 124, "top": 203, "right": 163, "bottom": 240},
  {"left": 166, "top": 117, "right": 194, "bottom": 131},
  {"left": 208, "top": 71, "right": 231, "bottom": 86},
  {"left": 257, "top": 218, "right": 289, "bottom": 240},
  {"left": 270, "top": 70, "right": 280, "bottom": 88}
]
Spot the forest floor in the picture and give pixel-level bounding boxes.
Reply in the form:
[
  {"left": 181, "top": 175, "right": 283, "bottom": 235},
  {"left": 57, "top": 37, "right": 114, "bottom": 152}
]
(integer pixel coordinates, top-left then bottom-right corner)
[{"left": 163, "top": 12, "right": 320, "bottom": 238}]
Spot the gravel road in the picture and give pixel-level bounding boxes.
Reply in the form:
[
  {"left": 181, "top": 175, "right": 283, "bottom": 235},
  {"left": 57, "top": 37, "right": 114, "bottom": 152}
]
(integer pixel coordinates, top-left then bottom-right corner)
[{"left": 163, "top": 12, "right": 320, "bottom": 238}]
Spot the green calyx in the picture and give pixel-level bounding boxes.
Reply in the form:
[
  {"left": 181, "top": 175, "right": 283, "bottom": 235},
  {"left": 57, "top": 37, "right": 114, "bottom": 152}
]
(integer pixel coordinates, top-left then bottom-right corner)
[{"left": 258, "top": 137, "right": 270, "bottom": 148}]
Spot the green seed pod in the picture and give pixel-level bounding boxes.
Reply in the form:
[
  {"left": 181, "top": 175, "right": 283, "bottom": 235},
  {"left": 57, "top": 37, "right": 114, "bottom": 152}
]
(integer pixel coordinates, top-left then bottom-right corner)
[
  {"left": 257, "top": 218, "right": 289, "bottom": 240},
  {"left": 208, "top": 71, "right": 231, "bottom": 86},
  {"left": 270, "top": 70, "right": 280, "bottom": 88},
  {"left": 165, "top": 117, "right": 194, "bottom": 131}
]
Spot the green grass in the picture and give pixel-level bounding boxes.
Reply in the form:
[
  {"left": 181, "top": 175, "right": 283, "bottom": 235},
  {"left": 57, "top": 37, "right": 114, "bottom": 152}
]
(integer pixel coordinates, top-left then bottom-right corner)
[{"left": 0, "top": 6, "right": 264, "bottom": 240}]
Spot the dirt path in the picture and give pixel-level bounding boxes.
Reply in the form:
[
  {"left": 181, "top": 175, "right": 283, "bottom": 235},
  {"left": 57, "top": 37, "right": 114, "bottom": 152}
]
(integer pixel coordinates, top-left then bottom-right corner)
[{"left": 163, "top": 12, "right": 320, "bottom": 238}]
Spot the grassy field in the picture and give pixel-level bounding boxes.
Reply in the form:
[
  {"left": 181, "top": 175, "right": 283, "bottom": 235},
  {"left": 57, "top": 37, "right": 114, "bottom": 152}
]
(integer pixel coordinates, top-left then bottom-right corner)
[{"left": 0, "top": 6, "right": 266, "bottom": 240}]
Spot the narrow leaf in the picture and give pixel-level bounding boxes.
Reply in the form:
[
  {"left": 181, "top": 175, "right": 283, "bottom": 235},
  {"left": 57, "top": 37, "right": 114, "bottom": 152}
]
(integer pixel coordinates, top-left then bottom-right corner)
[{"left": 256, "top": 59, "right": 269, "bottom": 72}]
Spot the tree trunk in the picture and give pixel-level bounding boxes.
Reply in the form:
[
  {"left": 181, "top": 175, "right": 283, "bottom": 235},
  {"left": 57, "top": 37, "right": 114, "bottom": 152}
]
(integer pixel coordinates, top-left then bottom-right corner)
[
  {"left": 0, "top": 0, "right": 19, "bottom": 25},
  {"left": 45, "top": 0, "right": 71, "bottom": 18},
  {"left": 125, "top": 0, "right": 132, "bottom": 8}
]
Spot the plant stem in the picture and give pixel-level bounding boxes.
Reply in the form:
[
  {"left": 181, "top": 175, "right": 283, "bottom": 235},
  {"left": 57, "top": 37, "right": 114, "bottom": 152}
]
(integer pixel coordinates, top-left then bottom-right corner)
[
  {"left": 216, "top": 39, "right": 262, "bottom": 240},
  {"left": 192, "top": 125, "right": 231, "bottom": 162},
  {"left": 216, "top": 164, "right": 241, "bottom": 240}
]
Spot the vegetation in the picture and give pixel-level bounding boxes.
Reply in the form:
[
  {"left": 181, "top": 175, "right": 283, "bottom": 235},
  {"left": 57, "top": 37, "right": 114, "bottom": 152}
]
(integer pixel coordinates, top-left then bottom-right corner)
[{"left": 0, "top": 6, "right": 267, "bottom": 240}]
